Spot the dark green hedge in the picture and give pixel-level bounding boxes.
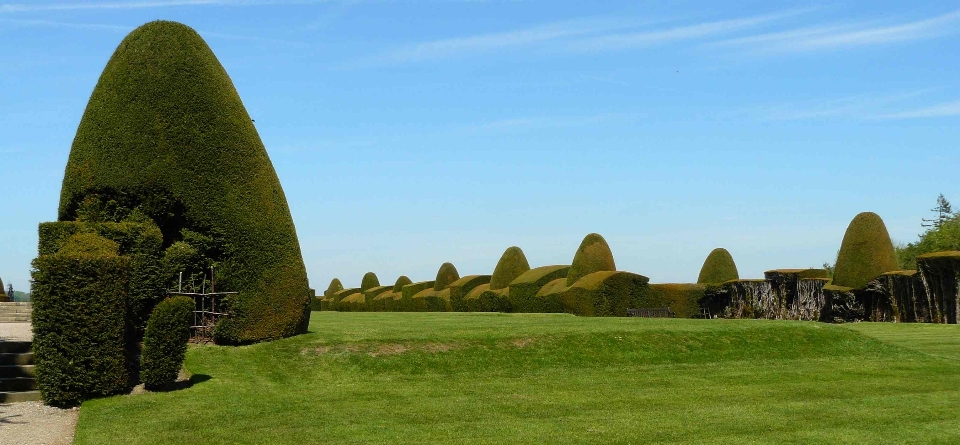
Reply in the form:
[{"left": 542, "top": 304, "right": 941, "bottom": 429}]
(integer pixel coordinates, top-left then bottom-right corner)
[
  {"left": 566, "top": 233, "right": 616, "bottom": 287},
  {"left": 697, "top": 248, "right": 739, "bottom": 284},
  {"left": 531, "top": 278, "right": 566, "bottom": 313},
  {"left": 434, "top": 263, "right": 460, "bottom": 291},
  {"left": 449, "top": 275, "right": 491, "bottom": 312},
  {"left": 647, "top": 283, "right": 708, "bottom": 318},
  {"left": 509, "top": 265, "right": 570, "bottom": 313},
  {"left": 325, "top": 278, "right": 344, "bottom": 298},
  {"left": 337, "top": 292, "right": 368, "bottom": 312},
  {"left": 561, "top": 271, "right": 649, "bottom": 316},
  {"left": 400, "top": 281, "right": 434, "bottom": 312},
  {"left": 465, "top": 284, "right": 511, "bottom": 312},
  {"left": 59, "top": 21, "right": 308, "bottom": 344},
  {"left": 361, "top": 272, "right": 380, "bottom": 292},
  {"left": 140, "top": 296, "right": 193, "bottom": 390},
  {"left": 833, "top": 212, "right": 899, "bottom": 289},
  {"left": 490, "top": 247, "right": 530, "bottom": 290},
  {"left": 31, "top": 252, "right": 131, "bottom": 407}
]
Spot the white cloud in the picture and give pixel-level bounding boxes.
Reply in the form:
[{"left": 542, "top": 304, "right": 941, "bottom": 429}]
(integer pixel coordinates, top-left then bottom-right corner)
[{"left": 876, "top": 100, "right": 960, "bottom": 120}]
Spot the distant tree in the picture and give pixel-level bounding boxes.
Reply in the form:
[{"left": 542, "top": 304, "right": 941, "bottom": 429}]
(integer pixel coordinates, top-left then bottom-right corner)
[
  {"left": 922, "top": 194, "right": 953, "bottom": 228},
  {"left": 897, "top": 194, "right": 960, "bottom": 269},
  {"left": 6, "top": 284, "right": 12, "bottom": 298}
]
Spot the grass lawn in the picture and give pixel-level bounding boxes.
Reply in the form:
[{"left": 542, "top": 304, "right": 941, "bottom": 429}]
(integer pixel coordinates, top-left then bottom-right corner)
[{"left": 74, "top": 313, "right": 960, "bottom": 444}]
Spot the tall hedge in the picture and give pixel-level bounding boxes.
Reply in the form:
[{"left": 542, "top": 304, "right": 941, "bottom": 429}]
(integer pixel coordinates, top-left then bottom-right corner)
[
  {"left": 566, "top": 233, "right": 616, "bottom": 286},
  {"left": 31, "top": 249, "right": 131, "bottom": 407},
  {"left": 647, "top": 283, "right": 708, "bottom": 318},
  {"left": 361, "top": 272, "right": 380, "bottom": 292},
  {"left": 400, "top": 281, "right": 434, "bottom": 312},
  {"left": 832, "top": 212, "right": 899, "bottom": 289},
  {"left": 449, "top": 275, "right": 491, "bottom": 312},
  {"left": 509, "top": 265, "right": 570, "bottom": 313},
  {"left": 140, "top": 296, "right": 194, "bottom": 390},
  {"left": 58, "top": 21, "right": 308, "bottom": 344},
  {"left": 490, "top": 247, "right": 531, "bottom": 290},
  {"left": 697, "top": 248, "right": 739, "bottom": 284},
  {"left": 561, "top": 271, "right": 649, "bottom": 317},
  {"left": 434, "top": 263, "right": 460, "bottom": 291}
]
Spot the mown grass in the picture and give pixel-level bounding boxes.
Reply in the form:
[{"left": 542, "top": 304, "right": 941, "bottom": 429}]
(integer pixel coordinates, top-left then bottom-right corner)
[{"left": 74, "top": 313, "right": 960, "bottom": 444}]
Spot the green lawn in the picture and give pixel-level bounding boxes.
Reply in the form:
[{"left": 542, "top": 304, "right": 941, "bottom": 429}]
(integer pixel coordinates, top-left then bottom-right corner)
[{"left": 74, "top": 313, "right": 960, "bottom": 444}]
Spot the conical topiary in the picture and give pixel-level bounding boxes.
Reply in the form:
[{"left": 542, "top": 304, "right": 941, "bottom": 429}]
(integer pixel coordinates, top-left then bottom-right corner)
[
  {"left": 832, "top": 212, "right": 899, "bottom": 289},
  {"left": 393, "top": 276, "right": 412, "bottom": 292},
  {"left": 697, "top": 248, "right": 739, "bottom": 284},
  {"left": 361, "top": 272, "right": 380, "bottom": 292},
  {"left": 566, "top": 233, "right": 616, "bottom": 286},
  {"left": 489, "top": 246, "right": 531, "bottom": 290},
  {"left": 434, "top": 263, "right": 460, "bottom": 291},
  {"left": 57, "top": 21, "right": 309, "bottom": 343}
]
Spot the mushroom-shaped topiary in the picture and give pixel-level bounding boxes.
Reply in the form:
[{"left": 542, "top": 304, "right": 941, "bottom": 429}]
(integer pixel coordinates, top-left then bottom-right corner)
[
  {"left": 566, "top": 233, "right": 616, "bottom": 286},
  {"left": 361, "top": 272, "right": 380, "bottom": 292},
  {"left": 832, "top": 212, "right": 899, "bottom": 289},
  {"left": 697, "top": 248, "right": 739, "bottom": 284},
  {"left": 489, "top": 246, "right": 531, "bottom": 290},
  {"left": 434, "top": 263, "right": 460, "bottom": 291},
  {"left": 57, "top": 21, "right": 309, "bottom": 343}
]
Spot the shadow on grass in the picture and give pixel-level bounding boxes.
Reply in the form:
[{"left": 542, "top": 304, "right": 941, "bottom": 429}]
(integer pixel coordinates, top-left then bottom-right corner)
[{"left": 148, "top": 374, "right": 212, "bottom": 393}]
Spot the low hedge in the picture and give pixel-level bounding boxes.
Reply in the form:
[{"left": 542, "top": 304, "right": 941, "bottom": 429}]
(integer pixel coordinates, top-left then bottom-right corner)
[
  {"left": 464, "top": 284, "right": 511, "bottom": 312},
  {"left": 140, "top": 296, "right": 194, "bottom": 390},
  {"left": 647, "top": 283, "right": 709, "bottom": 318},
  {"left": 31, "top": 251, "right": 131, "bottom": 407},
  {"left": 338, "top": 292, "right": 368, "bottom": 312},
  {"left": 370, "top": 291, "right": 398, "bottom": 312},
  {"left": 561, "top": 271, "right": 649, "bottom": 316},
  {"left": 449, "top": 275, "right": 491, "bottom": 312},
  {"left": 509, "top": 265, "right": 570, "bottom": 313},
  {"left": 411, "top": 288, "right": 451, "bottom": 312}
]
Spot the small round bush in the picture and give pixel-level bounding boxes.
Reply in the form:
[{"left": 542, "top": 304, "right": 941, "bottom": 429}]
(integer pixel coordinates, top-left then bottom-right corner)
[
  {"left": 832, "top": 212, "right": 899, "bottom": 289},
  {"left": 490, "top": 246, "right": 531, "bottom": 290},
  {"left": 697, "top": 248, "right": 739, "bottom": 284},
  {"left": 361, "top": 272, "right": 380, "bottom": 292},
  {"left": 140, "top": 295, "right": 194, "bottom": 390},
  {"left": 566, "top": 233, "right": 616, "bottom": 286}
]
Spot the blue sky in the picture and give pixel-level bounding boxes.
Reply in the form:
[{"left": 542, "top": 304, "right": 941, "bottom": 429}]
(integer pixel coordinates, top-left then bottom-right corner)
[{"left": 1, "top": 0, "right": 959, "bottom": 291}]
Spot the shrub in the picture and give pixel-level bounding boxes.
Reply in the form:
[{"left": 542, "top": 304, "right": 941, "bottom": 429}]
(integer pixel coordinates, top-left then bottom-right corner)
[
  {"left": 561, "top": 271, "right": 649, "bottom": 316},
  {"left": 31, "top": 251, "right": 131, "bottom": 407},
  {"left": 472, "top": 287, "right": 512, "bottom": 312},
  {"left": 434, "top": 263, "right": 460, "bottom": 291},
  {"left": 325, "top": 278, "right": 344, "bottom": 298},
  {"left": 0, "top": 275, "right": 5, "bottom": 301},
  {"left": 832, "top": 212, "right": 899, "bottom": 289},
  {"left": 647, "top": 283, "right": 708, "bottom": 318},
  {"left": 697, "top": 248, "right": 739, "bottom": 284},
  {"left": 509, "top": 265, "right": 570, "bottom": 313},
  {"left": 449, "top": 275, "right": 491, "bottom": 312},
  {"left": 59, "top": 21, "right": 309, "bottom": 344},
  {"left": 361, "top": 272, "right": 380, "bottom": 292},
  {"left": 489, "top": 247, "right": 531, "bottom": 290},
  {"left": 363, "top": 285, "right": 393, "bottom": 301},
  {"left": 410, "top": 264, "right": 460, "bottom": 311},
  {"left": 338, "top": 292, "right": 368, "bottom": 312},
  {"left": 400, "top": 281, "right": 434, "bottom": 312},
  {"left": 532, "top": 278, "right": 566, "bottom": 313},
  {"left": 314, "top": 278, "right": 343, "bottom": 310},
  {"left": 140, "top": 296, "right": 194, "bottom": 390},
  {"left": 370, "top": 276, "right": 412, "bottom": 312},
  {"left": 566, "top": 233, "right": 616, "bottom": 286}
]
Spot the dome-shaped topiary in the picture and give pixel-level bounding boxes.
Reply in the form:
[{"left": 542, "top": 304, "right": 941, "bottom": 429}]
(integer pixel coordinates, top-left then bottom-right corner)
[
  {"left": 57, "top": 21, "right": 309, "bottom": 343},
  {"left": 566, "top": 233, "right": 616, "bottom": 286},
  {"left": 489, "top": 246, "right": 531, "bottom": 290},
  {"left": 361, "top": 272, "right": 380, "bottom": 292},
  {"left": 0, "top": 276, "right": 6, "bottom": 301},
  {"left": 832, "top": 212, "right": 899, "bottom": 289},
  {"left": 697, "top": 248, "right": 739, "bottom": 284},
  {"left": 393, "top": 276, "right": 412, "bottom": 292},
  {"left": 434, "top": 263, "right": 460, "bottom": 291},
  {"left": 325, "top": 278, "right": 343, "bottom": 296}
]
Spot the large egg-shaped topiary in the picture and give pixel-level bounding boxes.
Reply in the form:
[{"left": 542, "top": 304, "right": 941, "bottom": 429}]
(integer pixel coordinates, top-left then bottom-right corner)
[
  {"left": 566, "top": 233, "right": 616, "bottom": 286},
  {"left": 434, "top": 263, "right": 460, "bottom": 291},
  {"left": 393, "top": 276, "right": 412, "bottom": 292},
  {"left": 325, "top": 278, "right": 344, "bottom": 297},
  {"left": 57, "top": 21, "right": 309, "bottom": 343},
  {"left": 361, "top": 272, "right": 380, "bottom": 292},
  {"left": 832, "top": 212, "right": 899, "bottom": 289},
  {"left": 697, "top": 248, "right": 739, "bottom": 284},
  {"left": 489, "top": 246, "right": 531, "bottom": 290}
]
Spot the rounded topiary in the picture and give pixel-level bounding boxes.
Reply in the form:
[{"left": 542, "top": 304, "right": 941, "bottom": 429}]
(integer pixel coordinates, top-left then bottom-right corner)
[
  {"left": 0, "top": 275, "right": 6, "bottom": 300},
  {"left": 393, "top": 276, "right": 412, "bottom": 292},
  {"left": 832, "top": 212, "right": 899, "bottom": 289},
  {"left": 140, "top": 295, "right": 194, "bottom": 390},
  {"left": 434, "top": 263, "right": 460, "bottom": 291},
  {"left": 325, "top": 278, "right": 343, "bottom": 296},
  {"left": 697, "top": 248, "right": 739, "bottom": 284},
  {"left": 566, "top": 233, "right": 616, "bottom": 286},
  {"left": 57, "top": 21, "right": 309, "bottom": 343},
  {"left": 59, "top": 233, "right": 120, "bottom": 257},
  {"left": 361, "top": 272, "right": 380, "bottom": 292},
  {"left": 490, "top": 246, "right": 531, "bottom": 290}
]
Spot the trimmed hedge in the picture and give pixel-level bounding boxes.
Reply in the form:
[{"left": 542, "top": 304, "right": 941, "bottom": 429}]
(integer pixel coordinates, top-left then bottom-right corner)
[
  {"left": 0, "top": 275, "right": 6, "bottom": 301},
  {"left": 434, "top": 263, "right": 460, "bottom": 291},
  {"left": 361, "top": 272, "right": 380, "bottom": 292},
  {"left": 338, "top": 292, "right": 368, "bottom": 312},
  {"left": 400, "top": 281, "right": 435, "bottom": 312},
  {"left": 561, "top": 271, "right": 649, "bottom": 316},
  {"left": 697, "top": 248, "right": 739, "bottom": 284},
  {"left": 509, "top": 265, "right": 570, "bottom": 313},
  {"left": 832, "top": 212, "right": 899, "bottom": 289},
  {"left": 916, "top": 251, "right": 960, "bottom": 324},
  {"left": 472, "top": 287, "right": 512, "bottom": 312},
  {"left": 490, "top": 246, "right": 530, "bottom": 290},
  {"left": 59, "top": 21, "right": 309, "bottom": 344},
  {"left": 325, "top": 278, "right": 344, "bottom": 298},
  {"left": 567, "top": 233, "right": 616, "bottom": 286},
  {"left": 532, "top": 278, "right": 566, "bottom": 313},
  {"left": 314, "top": 278, "right": 343, "bottom": 310},
  {"left": 140, "top": 296, "right": 193, "bottom": 390},
  {"left": 31, "top": 251, "right": 131, "bottom": 407},
  {"left": 647, "top": 283, "right": 708, "bottom": 318},
  {"left": 370, "top": 276, "right": 412, "bottom": 312},
  {"left": 449, "top": 275, "right": 491, "bottom": 312}
]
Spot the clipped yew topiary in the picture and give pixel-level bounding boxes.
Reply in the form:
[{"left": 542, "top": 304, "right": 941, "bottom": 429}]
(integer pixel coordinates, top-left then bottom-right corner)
[
  {"left": 434, "top": 263, "right": 460, "bottom": 291},
  {"left": 0, "top": 275, "right": 6, "bottom": 302},
  {"left": 509, "top": 265, "right": 571, "bottom": 312},
  {"left": 325, "top": 278, "right": 344, "bottom": 298},
  {"left": 533, "top": 278, "right": 566, "bottom": 313},
  {"left": 371, "top": 276, "right": 412, "bottom": 312},
  {"left": 361, "top": 272, "right": 380, "bottom": 292},
  {"left": 490, "top": 247, "right": 531, "bottom": 290},
  {"left": 337, "top": 292, "right": 368, "bottom": 312},
  {"left": 449, "top": 275, "right": 491, "bottom": 312},
  {"left": 140, "top": 296, "right": 194, "bottom": 390},
  {"left": 58, "top": 21, "right": 309, "bottom": 343},
  {"left": 561, "top": 271, "right": 649, "bottom": 316},
  {"left": 647, "top": 283, "right": 708, "bottom": 318},
  {"left": 697, "top": 248, "right": 739, "bottom": 284},
  {"left": 400, "top": 281, "right": 435, "bottom": 312},
  {"left": 566, "top": 233, "right": 616, "bottom": 287},
  {"left": 832, "top": 212, "right": 899, "bottom": 290}
]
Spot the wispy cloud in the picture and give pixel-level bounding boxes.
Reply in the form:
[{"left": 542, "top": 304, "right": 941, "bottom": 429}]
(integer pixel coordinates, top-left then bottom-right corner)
[
  {"left": 713, "top": 9, "right": 960, "bottom": 53},
  {"left": 0, "top": 0, "right": 227, "bottom": 12},
  {"left": 0, "top": 17, "right": 304, "bottom": 44},
  {"left": 753, "top": 90, "right": 933, "bottom": 121},
  {"left": 459, "top": 112, "right": 638, "bottom": 133},
  {"left": 875, "top": 100, "right": 960, "bottom": 120}
]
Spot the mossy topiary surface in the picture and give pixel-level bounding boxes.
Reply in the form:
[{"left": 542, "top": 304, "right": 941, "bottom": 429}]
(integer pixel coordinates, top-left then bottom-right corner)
[
  {"left": 0, "top": 276, "right": 6, "bottom": 301},
  {"left": 361, "top": 273, "right": 380, "bottom": 292},
  {"left": 561, "top": 271, "right": 649, "bottom": 317},
  {"left": 566, "top": 234, "right": 616, "bottom": 287},
  {"left": 832, "top": 212, "right": 899, "bottom": 289},
  {"left": 434, "top": 263, "right": 460, "bottom": 291},
  {"left": 393, "top": 276, "right": 413, "bottom": 292},
  {"left": 325, "top": 279, "right": 344, "bottom": 298},
  {"left": 448, "top": 275, "right": 491, "bottom": 312},
  {"left": 490, "top": 247, "right": 531, "bottom": 290},
  {"left": 509, "top": 265, "right": 570, "bottom": 312},
  {"left": 57, "top": 21, "right": 308, "bottom": 343},
  {"left": 532, "top": 278, "right": 566, "bottom": 313},
  {"left": 647, "top": 283, "right": 708, "bottom": 318},
  {"left": 697, "top": 248, "right": 739, "bottom": 284},
  {"left": 400, "top": 281, "right": 435, "bottom": 312}
]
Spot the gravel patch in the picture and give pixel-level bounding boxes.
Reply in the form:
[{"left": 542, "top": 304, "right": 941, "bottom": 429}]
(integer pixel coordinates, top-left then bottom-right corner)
[
  {"left": 0, "top": 323, "right": 32, "bottom": 342},
  {"left": 0, "top": 402, "right": 78, "bottom": 445}
]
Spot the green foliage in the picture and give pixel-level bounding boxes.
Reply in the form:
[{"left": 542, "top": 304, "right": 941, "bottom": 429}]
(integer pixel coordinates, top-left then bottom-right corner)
[
  {"left": 59, "top": 233, "right": 120, "bottom": 257},
  {"left": 325, "top": 278, "right": 344, "bottom": 297},
  {"left": 411, "top": 288, "right": 451, "bottom": 312},
  {"left": 509, "top": 265, "right": 570, "bottom": 313},
  {"left": 393, "top": 276, "right": 412, "bottom": 292},
  {"left": 897, "top": 214, "right": 960, "bottom": 270},
  {"left": 697, "top": 248, "right": 739, "bottom": 284},
  {"left": 490, "top": 246, "right": 531, "bottom": 290},
  {"left": 31, "top": 252, "right": 131, "bottom": 407},
  {"left": 59, "top": 21, "right": 309, "bottom": 344},
  {"left": 0, "top": 276, "right": 5, "bottom": 300},
  {"left": 471, "top": 287, "right": 512, "bottom": 312},
  {"left": 566, "top": 233, "right": 617, "bottom": 286},
  {"left": 561, "top": 271, "right": 649, "bottom": 316},
  {"left": 434, "top": 263, "right": 460, "bottom": 291},
  {"left": 361, "top": 272, "right": 380, "bottom": 292},
  {"left": 140, "top": 296, "right": 193, "bottom": 390},
  {"left": 400, "top": 281, "right": 435, "bottom": 312},
  {"left": 832, "top": 212, "right": 899, "bottom": 289},
  {"left": 647, "top": 283, "right": 708, "bottom": 318},
  {"left": 448, "top": 275, "right": 491, "bottom": 312},
  {"left": 337, "top": 293, "right": 368, "bottom": 312},
  {"left": 532, "top": 278, "right": 566, "bottom": 313}
]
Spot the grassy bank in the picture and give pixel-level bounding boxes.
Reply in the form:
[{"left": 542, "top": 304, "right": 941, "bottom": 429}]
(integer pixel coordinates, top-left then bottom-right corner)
[{"left": 75, "top": 313, "right": 960, "bottom": 444}]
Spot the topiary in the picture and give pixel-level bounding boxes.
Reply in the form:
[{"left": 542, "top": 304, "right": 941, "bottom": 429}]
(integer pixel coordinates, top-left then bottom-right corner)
[
  {"left": 58, "top": 232, "right": 120, "bottom": 257},
  {"left": 509, "top": 265, "right": 571, "bottom": 313},
  {"left": 832, "top": 212, "right": 899, "bottom": 289},
  {"left": 393, "top": 276, "right": 412, "bottom": 292},
  {"left": 647, "top": 283, "right": 708, "bottom": 318},
  {"left": 0, "top": 275, "right": 6, "bottom": 301},
  {"left": 697, "top": 248, "right": 739, "bottom": 284},
  {"left": 140, "top": 295, "right": 194, "bottom": 390},
  {"left": 57, "top": 21, "right": 309, "bottom": 344},
  {"left": 361, "top": 272, "right": 380, "bottom": 292},
  {"left": 489, "top": 246, "right": 531, "bottom": 290},
  {"left": 325, "top": 279, "right": 344, "bottom": 298},
  {"left": 566, "top": 233, "right": 616, "bottom": 287},
  {"left": 434, "top": 263, "right": 460, "bottom": 291},
  {"left": 449, "top": 275, "right": 491, "bottom": 312},
  {"left": 561, "top": 271, "right": 649, "bottom": 316}
]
